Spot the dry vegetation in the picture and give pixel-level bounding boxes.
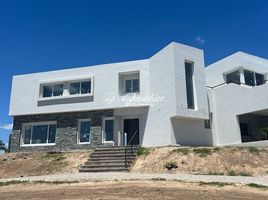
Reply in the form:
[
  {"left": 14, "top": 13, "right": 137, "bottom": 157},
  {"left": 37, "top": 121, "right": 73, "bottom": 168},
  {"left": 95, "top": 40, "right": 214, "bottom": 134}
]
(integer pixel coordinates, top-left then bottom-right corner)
[
  {"left": 0, "top": 151, "right": 91, "bottom": 179},
  {"left": 132, "top": 146, "right": 268, "bottom": 176},
  {"left": 0, "top": 180, "right": 268, "bottom": 200}
]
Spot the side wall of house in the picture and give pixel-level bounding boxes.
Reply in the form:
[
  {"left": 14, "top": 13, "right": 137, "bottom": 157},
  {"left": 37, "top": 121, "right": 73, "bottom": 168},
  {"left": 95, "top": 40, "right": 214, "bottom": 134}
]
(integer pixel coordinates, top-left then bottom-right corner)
[{"left": 9, "top": 110, "right": 113, "bottom": 152}]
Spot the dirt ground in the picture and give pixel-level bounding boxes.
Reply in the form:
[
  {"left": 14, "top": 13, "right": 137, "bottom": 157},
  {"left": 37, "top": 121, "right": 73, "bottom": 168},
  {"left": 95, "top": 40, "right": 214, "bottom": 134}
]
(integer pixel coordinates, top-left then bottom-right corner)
[
  {"left": 132, "top": 146, "right": 268, "bottom": 176},
  {"left": 0, "top": 180, "right": 267, "bottom": 200},
  {"left": 0, "top": 151, "right": 91, "bottom": 178}
]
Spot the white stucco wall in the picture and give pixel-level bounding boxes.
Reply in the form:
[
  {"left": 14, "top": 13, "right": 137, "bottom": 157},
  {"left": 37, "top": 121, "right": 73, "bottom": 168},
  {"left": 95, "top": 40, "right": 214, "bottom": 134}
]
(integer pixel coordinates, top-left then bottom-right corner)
[
  {"left": 206, "top": 52, "right": 268, "bottom": 146},
  {"left": 9, "top": 42, "right": 212, "bottom": 147}
]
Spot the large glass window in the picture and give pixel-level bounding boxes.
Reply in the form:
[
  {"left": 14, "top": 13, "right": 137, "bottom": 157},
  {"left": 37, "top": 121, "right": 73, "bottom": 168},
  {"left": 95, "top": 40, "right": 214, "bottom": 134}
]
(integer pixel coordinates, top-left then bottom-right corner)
[
  {"left": 42, "top": 84, "right": 63, "bottom": 97},
  {"left": 226, "top": 71, "right": 240, "bottom": 84},
  {"left": 256, "top": 73, "right": 265, "bottom": 86},
  {"left": 244, "top": 70, "right": 255, "bottom": 86},
  {"left": 79, "top": 120, "right": 91, "bottom": 143},
  {"left": 22, "top": 123, "right": 56, "bottom": 145},
  {"left": 103, "top": 119, "right": 114, "bottom": 142},
  {"left": 43, "top": 86, "right": 53, "bottom": 97},
  {"left": 70, "top": 81, "right": 91, "bottom": 95},
  {"left": 185, "top": 62, "right": 195, "bottom": 109},
  {"left": 125, "top": 79, "right": 139, "bottom": 93}
]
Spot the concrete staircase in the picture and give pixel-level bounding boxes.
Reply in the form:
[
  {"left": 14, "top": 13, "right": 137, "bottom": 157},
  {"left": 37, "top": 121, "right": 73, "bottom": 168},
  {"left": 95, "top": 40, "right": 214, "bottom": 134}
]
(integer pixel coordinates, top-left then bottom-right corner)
[{"left": 79, "top": 146, "right": 139, "bottom": 172}]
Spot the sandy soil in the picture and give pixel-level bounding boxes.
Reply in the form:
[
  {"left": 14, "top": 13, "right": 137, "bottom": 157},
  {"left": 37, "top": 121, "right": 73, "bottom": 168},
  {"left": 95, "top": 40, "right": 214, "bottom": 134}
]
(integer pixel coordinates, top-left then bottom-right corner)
[
  {"left": 0, "top": 180, "right": 267, "bottom": 200},
  {"left": 132, "top": 147, "right": 268, "bottom": 176},
  {"left": 0, "top": 151, "right": 91, "bottom": 178}
]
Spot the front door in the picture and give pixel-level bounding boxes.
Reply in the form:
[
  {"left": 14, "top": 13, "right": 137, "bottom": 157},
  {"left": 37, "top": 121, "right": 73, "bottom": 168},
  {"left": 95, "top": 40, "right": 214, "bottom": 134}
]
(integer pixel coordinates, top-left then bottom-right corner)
[{"left": 124, "top": 118, "right": 139, "bottom": 145}]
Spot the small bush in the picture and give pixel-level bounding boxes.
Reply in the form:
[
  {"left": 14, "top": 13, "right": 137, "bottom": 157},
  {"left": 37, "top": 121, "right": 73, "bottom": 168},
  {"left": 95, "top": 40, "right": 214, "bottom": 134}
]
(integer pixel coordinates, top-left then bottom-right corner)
[
  {"left": 175, "top": 148, "right": 190, "bottom": 155},
  {"left": 193, "top": 148, "right": 213, "bottom": 157},
  {"left": 165, "top": 161, "right": 178, "bottom": 170},
  {"left": 137, "top": 147, "right": 150, "bottom": 156},
  {"left": 227, "top": 171, "right": 252, "bottom": 176},
  {"left": 208, "top": 172, "right": 224, "bottom": 175},
  {"left": 151, "top": 178, "right": 167, "bottom": 181},
  {"left": 247, "top": 183, "right": 268, "bottom": 189},
  {"left": 199, "top": 181, "right": 232, "bottom": 187}
]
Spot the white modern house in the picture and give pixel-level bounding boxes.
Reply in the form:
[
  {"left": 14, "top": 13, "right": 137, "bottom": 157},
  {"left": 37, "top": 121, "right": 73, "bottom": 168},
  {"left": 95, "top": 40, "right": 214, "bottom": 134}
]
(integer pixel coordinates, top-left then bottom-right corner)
[{"left": 8, "top": 42, "right": 268, "bottom": 152}]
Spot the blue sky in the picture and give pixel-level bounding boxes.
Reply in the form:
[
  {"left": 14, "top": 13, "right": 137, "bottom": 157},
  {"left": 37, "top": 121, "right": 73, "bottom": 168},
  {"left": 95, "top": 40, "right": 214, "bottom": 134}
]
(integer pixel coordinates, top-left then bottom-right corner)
[{"left": 0, "top": 0, "right": 268, "bottom": 145}]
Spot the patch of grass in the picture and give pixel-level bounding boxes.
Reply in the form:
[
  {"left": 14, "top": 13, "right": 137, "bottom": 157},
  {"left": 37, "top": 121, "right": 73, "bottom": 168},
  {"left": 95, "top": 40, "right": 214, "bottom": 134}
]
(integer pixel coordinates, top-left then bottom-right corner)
[
  {"left": 151, "top": 177, "right": 167, "bottom": 181},
  {"left": 0, "top": 180, "right": 28, "bottom": 186},
  {"left": 137, "top": 147, "right": 150, "bottom": 156},
  {"left": 247, "top": 147, "right": 260, "bottom": 154},
  {"left": 164, "top": 161, "right": 178, "bottom": 170},
  {"left": 42, "top": 152, "right": 66, "bottom": 161},
  {"left": 227, "top": 170, "right": 252, "bottom": 176},
  {"left": 199, "top": 181, "right": 232, "bottom": 187},
  {"left": 247, "top": 183, "right": 268, "bottom": 189},
  {"left": 193, "top": 148, "right": 213, "bottom": 157},
  {"left": 0, "top": 180, "right": 79, "bottom": 187},
  {"left": 174, "top": 148, "right": 191, "bottom": 155},
  {"left": 208, "top": 172, "right": 224, "bottom": 175}
]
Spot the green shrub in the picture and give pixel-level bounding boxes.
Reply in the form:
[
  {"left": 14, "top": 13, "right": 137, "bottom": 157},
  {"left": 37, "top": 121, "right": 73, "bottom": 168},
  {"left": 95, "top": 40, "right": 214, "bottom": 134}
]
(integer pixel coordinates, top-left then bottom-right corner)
[
  {"left": 165, "top": 161, "right": 178, "bottom": 170},
  {"left": 247, "top": 183, "right": 268, "bottom": 189},
  {"left": 137, "top": 147, "right": 150, "bottom": 156},
  {"left": 227, "top": 170, "right": 236, "bottom": 176}
]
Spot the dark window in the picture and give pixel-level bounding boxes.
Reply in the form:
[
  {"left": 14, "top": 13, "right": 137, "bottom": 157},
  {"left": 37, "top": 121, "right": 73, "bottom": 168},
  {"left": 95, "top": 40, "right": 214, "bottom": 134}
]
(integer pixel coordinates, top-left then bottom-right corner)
[
  {"left": 185, "top": 62, "right": 195, "bottom": 109},
  {"left": 79, "top": 121, "right": 91, "bottom": 143},
  {"left": 23, "top": 126, "right": 32, "bottom": 144},
  {"left": 22, "top": 124, "right": 56, "bottom": 145},
  {"left": 48, "top": 124, "right": 56, "bottom": 143},
  {"left": 43, "top": 86, "right": 52, "bottom": 97},
  {"left": 226, "top": 71, "right": 240, "bottom": 84},
  {"left": 53, "top": 84, "right": 63, "bottom": 96},
  {"left": 104, "top": 119, "right": 114, "bottom": 141},
  {"left": 31, "top": 125, "right": 48, "bottom": 144},
  {"left": 81, "top": 81, "right": 91, "bottom": 94},
  {"left": 70, "top": 82, "right": 80, "bottom": 95},
  {"left": 244, "top": 70, "right": 255, "bottom": 86},
  {"left": 204, "top": 119, "right": 211, "bottom": 129},
  {"left": 256, "top": 73, "right": 265, "bottom": 86},
  {"left": 125, "top": 79, "right": 140, "bottom": 93}
]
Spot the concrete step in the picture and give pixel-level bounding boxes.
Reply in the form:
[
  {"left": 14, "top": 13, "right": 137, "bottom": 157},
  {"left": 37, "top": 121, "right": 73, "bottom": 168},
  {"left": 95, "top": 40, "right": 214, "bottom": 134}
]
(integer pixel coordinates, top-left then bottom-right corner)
[
  {"left": 81, "top": 163, "right": 129, "bottom": 168},
  {"left": 84, "top": 160, "right": 127, "bottom": 165},
  {"left": 79, "top": 167, "right": 129, "bottom": 173},
  {"left": 93, "top": 150, "right": 138, "bottom": 154},
  {"left": 95, "top": 146, "right": 140, "bottom": 151},
  {"left": 90, "top": 153, "right": 136, "bottom": 157},
  {"left": 89, "top": 158, "right": 135, "bottom": 162}
]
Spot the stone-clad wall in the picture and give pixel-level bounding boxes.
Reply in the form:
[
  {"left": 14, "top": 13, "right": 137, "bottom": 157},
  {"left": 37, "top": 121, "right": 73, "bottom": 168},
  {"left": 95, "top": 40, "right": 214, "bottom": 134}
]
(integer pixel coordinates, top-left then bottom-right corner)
[{"left": 9, "top": 110, "right": 113, "bottom": 152}]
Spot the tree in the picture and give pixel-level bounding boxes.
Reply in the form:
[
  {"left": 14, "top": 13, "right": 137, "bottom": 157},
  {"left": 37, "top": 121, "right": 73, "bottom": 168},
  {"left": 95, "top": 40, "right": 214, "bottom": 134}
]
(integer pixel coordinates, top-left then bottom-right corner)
[{"left": 0, "top": 139, "right": 6, "bottom": 152}]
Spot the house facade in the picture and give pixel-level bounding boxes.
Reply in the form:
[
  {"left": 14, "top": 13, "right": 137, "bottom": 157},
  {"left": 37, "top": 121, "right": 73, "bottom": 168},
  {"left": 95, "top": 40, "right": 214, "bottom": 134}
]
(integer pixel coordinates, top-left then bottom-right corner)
[{"left": 8, "top": 42, "right": 268, "bottom": 152}]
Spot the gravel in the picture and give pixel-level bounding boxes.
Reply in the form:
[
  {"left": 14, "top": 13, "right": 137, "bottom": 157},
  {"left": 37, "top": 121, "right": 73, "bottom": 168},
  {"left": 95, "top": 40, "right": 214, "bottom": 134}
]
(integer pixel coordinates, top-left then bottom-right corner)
[{"left": 1, "top": 172, "right": 268, "bottom": 186}]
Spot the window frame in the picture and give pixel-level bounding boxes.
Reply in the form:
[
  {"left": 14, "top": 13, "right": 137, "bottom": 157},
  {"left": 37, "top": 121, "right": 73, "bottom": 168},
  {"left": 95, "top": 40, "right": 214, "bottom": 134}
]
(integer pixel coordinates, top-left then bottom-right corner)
[
  {"left": 42, "top": 84, "right": 64, "bottom": 98},
  {"left": 102, "top": 117, "right": 114, "bottom": 145},
  {"left": 77, "top": 118, "right": 91, "bottom": 144},
  {"left": 185, "top": 61, "right": 196, "bottom": 109},
  {"left": 69, "top": 79, "right": 92, "bottom": 96},
  {"left": 20, "top": 121, "right": 57, "bottom": 147},
  {"left": 39, "top": 77, "right": 94, "bottom": 100},
  {"left": 123, "top": 77, "right": 140, "bottom": 94}
]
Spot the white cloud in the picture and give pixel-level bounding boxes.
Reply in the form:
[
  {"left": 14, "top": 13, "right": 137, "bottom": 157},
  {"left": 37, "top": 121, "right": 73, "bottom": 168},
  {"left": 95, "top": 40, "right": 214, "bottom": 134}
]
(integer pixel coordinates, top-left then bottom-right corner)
[
  {"left": 194, "top": 36, "right": 205, "bottom": 45},
  {"left": 0, "top": 123, "right": 13, "bottom": 130}
]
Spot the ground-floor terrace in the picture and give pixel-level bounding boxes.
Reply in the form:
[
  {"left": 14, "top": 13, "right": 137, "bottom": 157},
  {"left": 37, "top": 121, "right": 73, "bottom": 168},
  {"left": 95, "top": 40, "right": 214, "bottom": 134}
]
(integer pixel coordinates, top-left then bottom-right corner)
[{"left": 9, "top": 107, "right": 149, "bottom": 152}]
